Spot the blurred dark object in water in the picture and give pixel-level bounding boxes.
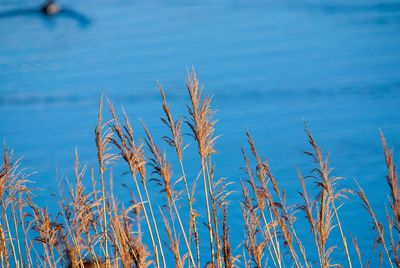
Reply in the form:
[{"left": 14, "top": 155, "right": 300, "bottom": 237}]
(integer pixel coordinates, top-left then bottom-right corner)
[
  {"left": 0, "top": 3, "right": 91, "bottom": 27},
  {"left": 41, "top": 0, "right": 60, "bottom": 15}
]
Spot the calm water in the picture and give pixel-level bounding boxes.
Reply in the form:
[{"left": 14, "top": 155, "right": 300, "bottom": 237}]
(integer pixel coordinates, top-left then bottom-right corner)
[{"left": 1, "top": 0, "right": 400, "bottom": 266}]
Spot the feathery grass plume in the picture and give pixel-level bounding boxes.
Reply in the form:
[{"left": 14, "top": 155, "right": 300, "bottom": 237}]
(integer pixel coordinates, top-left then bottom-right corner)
[
  {"left": 298, "top": 127, "right": 346, "bottom": 267},
  {"left": 142, "top": 123, "right": 173, "bottom": 207},
  {"left": 355, "top": 180, "right": 393, "bottom": 267},
  {"left": 245, "top": 132, "right": 307, "bottom": 267},
  {"left": 107, "top": 100, "right": 165, "bottom": 268},
  {"left": 380, "top": 131, "right": 400, "bottom": 228},
  {"left": 158, "top": 84, "right": 201, "bottom": 266},
  {"left": 385, "top": 206, "right": 400, "bottom": 267},
  {"left": 60, "top": 151, "right": 103, "bottom": 267},
  {"left": 299, "top": 164, "right": 335, "bottom": 268},
  {"left": 241, "top": 147, "right": 281, "bottom": 267},
  {"left": 159, "top": 83, "right": 184, "bottom": 161},
  {"left": 0, "top": 149, "right": 13, "bottom": 268},
  {"left": 107, "top": 101, "right": 147, "bottom": 184},
  {"left": 109, "top": 196, "right": 151, "bottom": 268},
  {"left": 297, "top": 167, "right": 324, "bottom": 265},
  {"left": 243, "top": 134, "right": 283, "bottom": 263},
  {"left": 0, "top": 146, "right": 35, "bottom": 268},
  {"left": 28, "top": 197, "right": 64, "bottom": 267},
  {"left": 241, "top": 181, "right": 268, "bottom": 268},
  {"left": 304, "top": 125, "right": 353, "bottom": 268},
  {"left": 142, "top": 122, "right": 196, "bottom": 267},
  {"left": 186, "top": 70, "right": 217, "bottom": 160},
  {"left": 95, "top": 95, "right": 118, "bottom": 265},
  {"left": 351, "top": 235, "right": 364, "bottom": 268},
  {"left": 380, "top": 132, "right": 400, "bottom": 258},
  {"left": 380, "top": 131, "right": 400, "bottom": 265},
  {"left": 122, "top": 183, "right": 144, "bottom": 237},
  {"left": 0, "top": 148, "right": 17, "bottom": 268},
  {"left": 245, "top": 135, "right": 280, "bottom": 261},
  {"left": 95, "top": 96, "right": 118, "bottom": 176},
  {"left": 244, "top": 133, "right": 300, "bottom": 266},
  {"left": 186, "top": 69, "right": 223, "bottom": 266}
]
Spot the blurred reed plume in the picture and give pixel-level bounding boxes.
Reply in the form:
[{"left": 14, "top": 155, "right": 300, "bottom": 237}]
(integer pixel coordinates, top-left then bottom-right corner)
[{"left": 0, "top": 71, "right": 398, "bottom": 267}]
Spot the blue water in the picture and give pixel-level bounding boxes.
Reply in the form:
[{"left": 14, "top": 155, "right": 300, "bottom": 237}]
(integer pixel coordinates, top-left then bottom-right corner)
[{"left": 1, "top": 0, "right": 400, "bottom": 266}]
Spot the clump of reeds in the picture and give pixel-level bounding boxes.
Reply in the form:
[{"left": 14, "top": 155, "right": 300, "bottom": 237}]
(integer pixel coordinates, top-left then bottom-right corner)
[{"left": 0, "top": 71, "right": 399, "bottom": 268}]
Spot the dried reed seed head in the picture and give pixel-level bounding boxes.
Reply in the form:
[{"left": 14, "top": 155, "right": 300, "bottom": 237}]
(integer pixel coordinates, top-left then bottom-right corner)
[
  {"left": 380, "top": 131, "right": 400, "bottom": 226},
  {"left": 143, "top": 123, "right": 173, "bottom": 205},
  {"left": 158, "top": 84, "right": 184, "bottom": 160},
  {"left": 95, "top": 96, "right": 117, "bottom": 175},
  {"left": 107, "top": 102, "right": 148, "bottom": 183},
  {"left": 110, "top": 208, "right": 151, "bottom": 268},
  {"left": 186, "top": 70, "right": 217, "bottom": 159}
]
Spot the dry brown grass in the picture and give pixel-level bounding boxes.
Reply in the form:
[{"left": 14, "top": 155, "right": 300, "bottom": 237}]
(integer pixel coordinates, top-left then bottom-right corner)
[{"left": 0, "top": 71, "right": 399, "bottom": 267}]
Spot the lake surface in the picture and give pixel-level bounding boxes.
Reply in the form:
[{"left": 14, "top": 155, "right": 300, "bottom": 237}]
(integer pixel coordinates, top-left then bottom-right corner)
[{"left": 1, "top": 0, "right": 400, "bottom": 266}]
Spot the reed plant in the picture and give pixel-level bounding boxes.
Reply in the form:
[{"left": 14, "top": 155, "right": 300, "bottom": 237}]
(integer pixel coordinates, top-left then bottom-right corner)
[{"left": 0, "top": 71, "right": 399, "bottom": 267}]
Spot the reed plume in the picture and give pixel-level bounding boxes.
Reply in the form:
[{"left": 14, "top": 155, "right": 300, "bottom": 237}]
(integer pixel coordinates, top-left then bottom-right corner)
[
  {"left": 242, "top": 132, "right": 304, "bottom": 267},
  {"left": 0, "top": 146, "right": 33, "bottom": 268},
  {"left": 142, "top": 122, "right": 195, "bottom": 267},
  {"left": 95, "top": 95, "right": 118, "bottom": 265},
  {"left": 186, "top": 69, "right": 225, "bottom": 267},
  {"left": 303, "top": 125, "right": 352, "bottom": 267},
  {"left": 109, "top": 197, "right": 151, "bottom": 268},
  {"left": 107, "top": 100, "right": 165, "bottom": 268},
  {"left": 355, "top": 181, "right": 393, "bottom": 267},
  {"left": 380, "top": 131, "right": 400, "bottom": 242},
  {"left": 158, "top": 84, "right": 200, "bottom": 266}
]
